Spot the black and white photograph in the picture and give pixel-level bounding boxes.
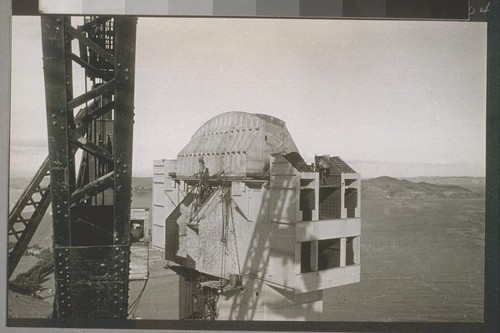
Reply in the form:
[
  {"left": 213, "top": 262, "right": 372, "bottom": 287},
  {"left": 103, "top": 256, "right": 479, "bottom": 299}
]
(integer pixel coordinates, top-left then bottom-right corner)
[{"left": 4, "top": 1, "right": 494, "bottom": 330}]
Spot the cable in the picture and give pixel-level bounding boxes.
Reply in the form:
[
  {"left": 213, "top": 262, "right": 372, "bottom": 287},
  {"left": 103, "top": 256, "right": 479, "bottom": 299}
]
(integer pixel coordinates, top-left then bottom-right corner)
[
  {"left": 229, "top": 195, "right": 242, "bottom": 279},
  {"left": 220, "top": 187, "right": 226, "bottom": 284}
]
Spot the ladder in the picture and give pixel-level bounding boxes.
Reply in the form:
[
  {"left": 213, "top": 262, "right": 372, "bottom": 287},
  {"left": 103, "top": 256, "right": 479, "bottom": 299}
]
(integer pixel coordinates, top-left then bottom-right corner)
[{"left": 8, "top": 157, "right": 51, "bottom": 278}]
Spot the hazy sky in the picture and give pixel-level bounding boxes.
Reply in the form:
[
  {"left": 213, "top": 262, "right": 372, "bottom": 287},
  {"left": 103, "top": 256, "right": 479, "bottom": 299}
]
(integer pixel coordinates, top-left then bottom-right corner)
[{"left": 10, "top": 17, "right": 486, "bottom": 178}]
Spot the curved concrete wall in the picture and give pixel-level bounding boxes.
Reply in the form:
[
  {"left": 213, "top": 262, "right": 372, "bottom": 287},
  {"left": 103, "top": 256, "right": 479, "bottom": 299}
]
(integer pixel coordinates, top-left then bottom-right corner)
[{"left": 176, "top": 112, "right": 298, "bottom": 178}]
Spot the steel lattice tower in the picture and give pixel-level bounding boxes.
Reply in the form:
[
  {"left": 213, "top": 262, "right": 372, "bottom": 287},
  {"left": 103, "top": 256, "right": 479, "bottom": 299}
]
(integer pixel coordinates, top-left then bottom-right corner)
[{"left": 40, "top": 15, "right": 137, "bottom": 319}]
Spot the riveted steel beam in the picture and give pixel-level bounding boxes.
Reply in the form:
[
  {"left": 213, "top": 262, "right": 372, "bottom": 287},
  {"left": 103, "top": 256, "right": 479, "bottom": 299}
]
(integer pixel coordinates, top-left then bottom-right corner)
[
  {"left": 79, "top": 16, "right": 113, "bottom": 33},
  {"left": 71, "top": 171, "right": 114, "bottom": 204},
  {"left": 65, "top": 23, "right": 116, "bottom": 64},
  {"left": 112, "top": 16, "right": 137, "bottom": 246},
  {"left": 68, "top": 129, "right": 114, "bottom": 162},
  {"left": 80, "top": 101, "right": 114, "bottom": 124},
  {"left": 67, "top": 79, "right": 115, "bottom": 110},
  {"left": 42, "top": 15, "right": 74, "bottom": 247},
  {"left": 7, "top": 162, "right": 51, "bottom": 277},
  {"left": 65, "top": 51, "right": 114, "bottom": 81},
  {"left": 40, "top": 15, "right": 137, "bottom": 319}
]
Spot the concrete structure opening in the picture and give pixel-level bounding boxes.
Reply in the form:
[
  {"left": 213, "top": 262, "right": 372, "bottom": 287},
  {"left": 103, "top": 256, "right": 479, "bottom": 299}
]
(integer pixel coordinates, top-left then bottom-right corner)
[
  {"left": 319, "top": 187, "right": 341, "bottom": 220},
  {"left": 318, "top": 238, "right": 341, "bottom": 270},
  {"left": 345, "top": 187, "right": 359, "bottom": 218},
  {"left": 346, "top": 236, "right": 360, "bottom": 266},
  {"left": 300, "top": 188, "right": 315, "bottom": 222},
  {"left": 300, "top": 241, "right": 313, "bottom": 273}
]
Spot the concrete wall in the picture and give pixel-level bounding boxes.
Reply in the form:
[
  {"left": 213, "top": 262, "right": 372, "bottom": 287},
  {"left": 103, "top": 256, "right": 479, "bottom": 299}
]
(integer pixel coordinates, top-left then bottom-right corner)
[
  {"left": 217, "top": 275, "right": 323, "bottom": 321},
  {"left": 176, "top": 112, "right": 299, "bottom": 178},
  {"left": 152, "top": 159, "right": 184, "bottom": 250},
  {"left": 151, "top": 152, "right": 361, "bottom": 319}
]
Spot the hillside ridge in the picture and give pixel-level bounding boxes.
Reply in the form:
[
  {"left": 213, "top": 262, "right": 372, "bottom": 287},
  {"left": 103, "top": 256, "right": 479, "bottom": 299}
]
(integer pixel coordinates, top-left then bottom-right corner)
[
  {"left": 362, "top": 176, "right": 483, "bottom": 199},
  {"left": 9, "top": 175, "right": 484, "bottom": 206}
]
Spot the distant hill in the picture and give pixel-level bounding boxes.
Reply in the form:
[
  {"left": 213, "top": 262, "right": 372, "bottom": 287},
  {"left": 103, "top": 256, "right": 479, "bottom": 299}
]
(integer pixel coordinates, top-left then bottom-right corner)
[
  {"left": 402, "top": 176, "right": 485, "bottom": 194},
  {"left": 10, "top": 175, "right": 484, "bottom": 206},
  {"left": 132, "top": 177, "right": 153, "bottom": 199},
  {"left": 9, "top": 176, "right": 153, "bottom": 207},
  {"left": 362, "top": 176, "right": 482, "bottom": 200},
  {"left": 132, "top": 177, "right": 153, "bottom": 189},
  {"left": 131, "top": 177, "right": 152, "bottom": 209}
]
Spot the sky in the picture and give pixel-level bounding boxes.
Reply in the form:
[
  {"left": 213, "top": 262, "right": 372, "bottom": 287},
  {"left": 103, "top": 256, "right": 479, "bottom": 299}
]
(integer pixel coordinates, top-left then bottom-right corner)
[{"left": 9, "top": 16, "right": 487, "bottom": 178}]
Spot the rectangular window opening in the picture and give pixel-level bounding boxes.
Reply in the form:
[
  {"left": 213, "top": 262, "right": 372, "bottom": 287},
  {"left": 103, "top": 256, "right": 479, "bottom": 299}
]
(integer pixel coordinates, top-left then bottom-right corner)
[
  {"left": 319, "top": 187, "right": 341, "bottom": 220},
  {"left": 345, "top": 237, "right": 359, "bottom": 266},
  {"left": 318, "top": 238, "right": 341, "bottom": 270},
  {"left": 299, "top": 188, "right": 315, "bottom": 221},
  {"left": 300, "top": 241, "right": 313, "bottom": 273},
  {"left": 345, "top": 188, "right": 358, "bottom": 218}
]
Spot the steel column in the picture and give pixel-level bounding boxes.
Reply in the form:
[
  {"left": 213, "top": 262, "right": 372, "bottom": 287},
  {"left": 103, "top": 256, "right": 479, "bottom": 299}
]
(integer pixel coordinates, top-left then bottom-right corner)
[
  {"left": 41, "top": 15, "right": 137, "bottom": 319},
  {"left": 113, "top": 17, "right": 137, "bottom": 246},
  {"left": 41, "top": 16, "right": 73, "bottom": 248}
]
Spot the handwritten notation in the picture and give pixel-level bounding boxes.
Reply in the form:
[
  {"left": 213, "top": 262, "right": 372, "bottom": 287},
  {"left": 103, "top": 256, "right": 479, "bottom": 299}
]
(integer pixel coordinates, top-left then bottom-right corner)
[{"left": 469, "top": 1, "right": 490, "bottom": 16}]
